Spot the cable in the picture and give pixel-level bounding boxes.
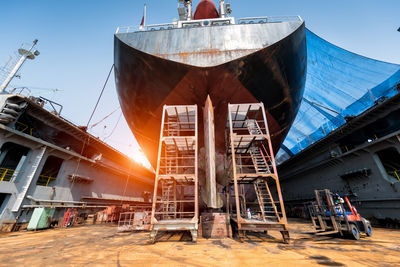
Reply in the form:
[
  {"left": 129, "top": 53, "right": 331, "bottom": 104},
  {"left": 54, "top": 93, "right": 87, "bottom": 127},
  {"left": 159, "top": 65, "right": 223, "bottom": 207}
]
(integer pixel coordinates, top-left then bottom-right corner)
[
  {"left": 90, "top": 107, "right": 120, "bottom": 129},
  {"left": 11, "top": 85, "right": 62, "bottom": 92},
  {"left": 120, "top": 157, "right": 135, "bottom": 206},
  {"left": 103, "top": 111, "right": 123, "bottom": 141},
  {"left": 69, "top": 64, "right": 114, "bottom": 196},
  {"left": 86, "top": 65, "right": 114, "bottom": 128}
]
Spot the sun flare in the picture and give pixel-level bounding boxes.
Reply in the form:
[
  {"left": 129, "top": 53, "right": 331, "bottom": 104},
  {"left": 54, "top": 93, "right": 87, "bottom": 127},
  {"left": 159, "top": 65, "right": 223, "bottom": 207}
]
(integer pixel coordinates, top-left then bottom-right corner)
[{"left": 129, "top": 148, "right": 152, "bottom": 170}]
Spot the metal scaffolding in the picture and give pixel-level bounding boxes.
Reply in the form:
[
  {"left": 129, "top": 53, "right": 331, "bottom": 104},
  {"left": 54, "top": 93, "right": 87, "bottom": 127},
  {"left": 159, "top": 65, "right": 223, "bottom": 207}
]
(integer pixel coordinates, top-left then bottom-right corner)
[
  {"left": 150, "top": 105, "right": 198, "bottom": 243},
  {"left": 226, "top": 103, "right": 290, "bottom": 243}
]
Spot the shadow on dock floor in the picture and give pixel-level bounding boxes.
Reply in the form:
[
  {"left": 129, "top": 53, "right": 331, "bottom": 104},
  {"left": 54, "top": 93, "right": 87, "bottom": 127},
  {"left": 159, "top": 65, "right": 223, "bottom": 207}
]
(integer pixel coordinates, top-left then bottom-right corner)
[{"left": 0, "top": 219, "right": 399, "bottom": 266}]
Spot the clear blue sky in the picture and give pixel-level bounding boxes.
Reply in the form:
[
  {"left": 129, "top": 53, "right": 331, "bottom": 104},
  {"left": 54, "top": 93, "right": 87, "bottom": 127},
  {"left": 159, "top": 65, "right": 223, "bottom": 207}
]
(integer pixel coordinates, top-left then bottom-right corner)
[{"left": 0, "top": 0, "right": 399, "bottom": 162}]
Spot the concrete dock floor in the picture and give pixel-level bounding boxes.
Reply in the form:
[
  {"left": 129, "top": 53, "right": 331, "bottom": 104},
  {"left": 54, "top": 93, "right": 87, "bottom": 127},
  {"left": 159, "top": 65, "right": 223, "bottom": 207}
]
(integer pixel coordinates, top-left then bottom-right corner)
[{"left": 0, "top": 219, "right": 399, "bottom": 266}]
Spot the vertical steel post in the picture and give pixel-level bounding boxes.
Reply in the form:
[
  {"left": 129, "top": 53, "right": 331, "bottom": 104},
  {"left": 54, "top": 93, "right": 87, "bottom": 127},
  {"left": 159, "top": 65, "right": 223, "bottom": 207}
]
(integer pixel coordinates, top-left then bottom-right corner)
[
  {"left": 219, "top": 0, "right": 226, "bottom": 18},
  {"left": 151, "top": 105, "right": 167, "bottom": 225},
  {"left": 261, "top": 103, "right": 288, "bottom": 224},
  {"left": 203, "top": 96, "right": 218, "bottom": 208},
  {"left": 228, "top": 104, "right": 242, "bottom": 228},
  {"left": 187, "top": 0, "right": 192, "bottom": 20},
  {"left": 194, "top": 105, "right": 198, "bottom": 222},
  {"left": 143, "top": 4, "right": 147, "bottom": 27}
]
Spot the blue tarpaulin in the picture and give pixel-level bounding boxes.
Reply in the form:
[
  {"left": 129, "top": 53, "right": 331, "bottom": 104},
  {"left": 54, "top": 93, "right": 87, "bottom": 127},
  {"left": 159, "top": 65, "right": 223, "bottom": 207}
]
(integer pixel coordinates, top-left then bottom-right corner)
[{"left": 277, "top": 29, "right": 400, "bottom": 162}]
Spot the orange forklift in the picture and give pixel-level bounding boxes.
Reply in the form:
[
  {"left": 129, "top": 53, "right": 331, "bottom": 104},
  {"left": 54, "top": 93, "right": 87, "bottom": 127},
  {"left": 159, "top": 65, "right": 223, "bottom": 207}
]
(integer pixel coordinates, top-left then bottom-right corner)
[{"left": 307, "top": 189, "right": 372, "bottom": 240}]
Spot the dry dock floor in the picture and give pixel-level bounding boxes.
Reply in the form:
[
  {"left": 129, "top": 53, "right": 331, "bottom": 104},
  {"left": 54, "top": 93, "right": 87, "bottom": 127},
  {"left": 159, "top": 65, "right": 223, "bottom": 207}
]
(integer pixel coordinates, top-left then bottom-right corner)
[{"left": 0, "top": 219, "right": 399, "bottom": 266}]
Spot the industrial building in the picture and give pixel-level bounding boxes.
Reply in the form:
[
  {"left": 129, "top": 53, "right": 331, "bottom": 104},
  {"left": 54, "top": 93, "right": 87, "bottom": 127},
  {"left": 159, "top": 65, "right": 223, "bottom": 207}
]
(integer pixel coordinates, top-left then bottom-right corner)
[{"left": 0, "top": 93, "right": 153, "bottom": 229}]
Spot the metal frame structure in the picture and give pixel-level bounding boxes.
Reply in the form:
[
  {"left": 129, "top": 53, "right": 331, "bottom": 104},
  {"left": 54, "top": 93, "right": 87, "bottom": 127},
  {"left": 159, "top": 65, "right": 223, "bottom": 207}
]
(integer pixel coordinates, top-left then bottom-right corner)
[
  {"left": 118, "top": 210, "right": 151, "bottom": 232},
  {"left": 118, "top": 212, "right": 135, "bottom": 231},
  {"left": 150, "top": 105, "right": 198, "bottom": 243},
  {"left": 0, "top": 40, "right": 39, "bottom": 93},
  {"left": 308, "top": 189, "right": 347, "bottom": 235},
  {"left": 226, "top": 103, "right": 290, "bottom": 243}
]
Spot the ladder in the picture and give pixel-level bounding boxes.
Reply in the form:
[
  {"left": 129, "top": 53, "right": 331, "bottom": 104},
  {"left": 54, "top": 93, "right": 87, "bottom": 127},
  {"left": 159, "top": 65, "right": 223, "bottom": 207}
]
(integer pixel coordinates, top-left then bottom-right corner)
[
  {"left": 165, "top": 116, "right": 179, "bottom": 174},
  {"left": 165, "top": 144, "right": 178, "bottom": 174},
  {"left": 250, "top": 146, "right": 270, "bottom": 174},
  {"left": 161, "top": 180, "right": 177, "bottom": 220},
  {"left": 167, "top": 116, "right": 179, "bottom": 136},
  {"left": 254, "top": 180, "right": 280, "bottom": 222},
  {"left": 246, "top": 119, "right": 263, "bottom": 135},
  {"left": 12, "top": 146, "right": 46, "bottom": 212}
]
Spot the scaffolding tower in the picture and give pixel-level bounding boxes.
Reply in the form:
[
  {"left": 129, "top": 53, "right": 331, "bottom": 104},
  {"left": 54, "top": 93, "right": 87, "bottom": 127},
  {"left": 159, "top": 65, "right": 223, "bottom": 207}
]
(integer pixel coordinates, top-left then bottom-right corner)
[
  {"left": 226, "top": 103, "right": 290, "bottom": 243},
  {"left": 150, "top": 105, "right": 198, "bottom": 243}
]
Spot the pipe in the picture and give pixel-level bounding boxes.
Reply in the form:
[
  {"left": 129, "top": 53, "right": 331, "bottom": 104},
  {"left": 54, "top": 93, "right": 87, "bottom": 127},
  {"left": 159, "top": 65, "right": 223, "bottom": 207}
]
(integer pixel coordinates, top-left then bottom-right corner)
[
  {"left": 26, "top": 195, "right": 86, "bottom": 205},
  {"left": 144, "top": 4, "right": 147, "bottom": 26},
  {"left": 186, "top": 0, "right": 192, "bottom": 20},
  {"left": 219, "top": 0, "right": 225, "bottom": 18}
]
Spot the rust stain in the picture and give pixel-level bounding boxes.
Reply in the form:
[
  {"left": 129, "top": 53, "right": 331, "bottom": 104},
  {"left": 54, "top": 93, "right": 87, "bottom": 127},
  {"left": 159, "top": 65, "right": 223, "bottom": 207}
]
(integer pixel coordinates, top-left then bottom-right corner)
[{"left": 155, "top": 48, "right": 259, "bottom": 59}]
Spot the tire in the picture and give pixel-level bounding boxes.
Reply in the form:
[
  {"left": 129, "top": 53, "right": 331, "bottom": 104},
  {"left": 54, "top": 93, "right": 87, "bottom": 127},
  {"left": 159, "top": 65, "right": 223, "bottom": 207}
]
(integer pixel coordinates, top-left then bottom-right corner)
[
  {"left": 366, "top": 223, "right": 372, "bottom": 237},
  {"left": 350, "top": 224, "right": 360, "bottom": 240}
]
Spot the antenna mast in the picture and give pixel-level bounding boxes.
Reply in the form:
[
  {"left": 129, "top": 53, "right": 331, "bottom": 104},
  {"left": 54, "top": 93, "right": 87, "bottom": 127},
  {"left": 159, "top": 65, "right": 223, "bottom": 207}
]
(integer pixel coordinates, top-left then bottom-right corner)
[
  {"left": 143, "top": 4, "right": 147, "bottom": 27},
  {"left": 220, "top": 0, "right": 231, "bottom": 17},
  {"left": 140, "top": 4, "right": 147, "bottom": 30},
  {"left": 178, "top": 0, "right": 192, "bottom": 21},
  {"left": 0, "top": 40, "right": 40, "bottom": 94}
]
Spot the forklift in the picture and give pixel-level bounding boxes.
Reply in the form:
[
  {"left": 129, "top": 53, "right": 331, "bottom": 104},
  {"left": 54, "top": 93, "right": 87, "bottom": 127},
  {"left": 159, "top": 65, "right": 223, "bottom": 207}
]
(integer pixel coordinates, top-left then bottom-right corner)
[{"left": 307, "top": 189, "right": 372, "bottom": 240}]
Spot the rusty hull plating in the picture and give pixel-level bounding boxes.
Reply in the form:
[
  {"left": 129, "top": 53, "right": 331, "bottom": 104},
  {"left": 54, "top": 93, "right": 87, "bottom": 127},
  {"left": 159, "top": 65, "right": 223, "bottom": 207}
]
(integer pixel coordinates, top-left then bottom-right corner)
[{"left": 114, "top": 20, "right": 307, "bottom": 168}]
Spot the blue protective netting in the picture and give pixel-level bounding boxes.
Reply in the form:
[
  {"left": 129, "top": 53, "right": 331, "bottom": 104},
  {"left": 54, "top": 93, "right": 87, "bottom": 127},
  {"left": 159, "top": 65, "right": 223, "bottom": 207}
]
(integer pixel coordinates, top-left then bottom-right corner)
[{"left": 277, "top": 29, "right": 400, "bottom": 162}]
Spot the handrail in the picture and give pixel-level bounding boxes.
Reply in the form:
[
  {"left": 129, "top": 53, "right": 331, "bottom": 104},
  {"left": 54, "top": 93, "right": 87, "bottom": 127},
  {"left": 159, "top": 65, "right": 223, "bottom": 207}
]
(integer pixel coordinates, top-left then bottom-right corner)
[
  {"left": 0, "top": 167, "right": 19, "bottom": 182},
  {"left": 238, "top": 16, "right": 302, "bottom": 24},
  {"left": 115, "top": 26, "right": 140, "bottom": 34},
  {"left": 15, "top": 121, "right": 36, "bottom": 136},
  {"left": 115, "top": 15, "right": 302, "bottom": 34},
  {"left": 394, "top": 171, "right": 400, "bottom": 182},
  {"left": 386, "top": 167, "right": 400, "bottom": 182},
  {"left": 16, "top": 121, "right": 29, "bottom": 133},
  {"left": 147, "top": 22, "right": 177, "bottom": 31},
  {"left": 9, "top": 87, "right": 31, "bottom": 97},
  {"left": 259, "top": 149, "right": 270, "bottom": 170},
  {"left": 39, "top": 96, "right": 63, "bottom": 115},
  {"left": 179, "top": 17, "right": 234, "bottom": 28},
  {"left": 37, "top": 174, "right": 57, "bottom": 186}
]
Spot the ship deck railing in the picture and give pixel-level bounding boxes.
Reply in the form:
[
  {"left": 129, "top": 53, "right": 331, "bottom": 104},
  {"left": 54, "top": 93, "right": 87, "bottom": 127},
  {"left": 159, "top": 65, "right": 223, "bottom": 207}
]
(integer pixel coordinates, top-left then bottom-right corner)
[
  {"left": 237, "top": 16, "right": 302, "bottom": 24},
  {"left": 115, "top": 15, "right": 303, "bottom": 34},
  {"left": 0, "top": 167, "right": 22, "bottom": 182}
]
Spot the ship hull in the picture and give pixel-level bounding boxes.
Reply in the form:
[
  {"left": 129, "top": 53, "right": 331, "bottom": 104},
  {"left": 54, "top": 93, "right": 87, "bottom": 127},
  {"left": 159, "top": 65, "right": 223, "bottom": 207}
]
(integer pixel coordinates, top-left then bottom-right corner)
[{"left": 114, "top": 21, "right": 307, "bottom": 167}]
